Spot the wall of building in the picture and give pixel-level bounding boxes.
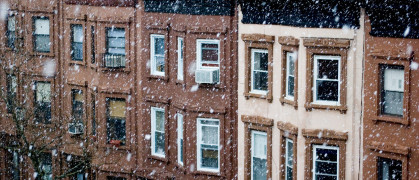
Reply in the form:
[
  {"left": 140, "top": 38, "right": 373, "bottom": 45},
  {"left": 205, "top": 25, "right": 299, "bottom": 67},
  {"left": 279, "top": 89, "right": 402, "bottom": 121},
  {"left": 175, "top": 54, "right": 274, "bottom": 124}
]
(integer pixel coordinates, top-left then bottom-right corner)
[{"left": 237, "top": 6, "right": 364, "bottom": 180}]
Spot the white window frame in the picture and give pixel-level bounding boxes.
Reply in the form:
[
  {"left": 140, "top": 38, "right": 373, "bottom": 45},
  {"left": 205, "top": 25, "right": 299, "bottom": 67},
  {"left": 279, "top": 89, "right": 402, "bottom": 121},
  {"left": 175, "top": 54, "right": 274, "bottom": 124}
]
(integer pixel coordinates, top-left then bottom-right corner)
[
  {"left": 177, "top": 37, "right": 184, "bottom": 81},
  {"left": 151, "top": 107, "right": 165, "bottom": 158},
  {"left": 381, "top": 66, "right": 404, "bottom": 116},
  {"left": 285, "top": 138, "right": 293, "bottom": 180},
  {"left": 150, "top": 34, "right": 165, "bottom": 76},
  {"left": 312, "top": 145, "right": 339, "bottom": 180},
  {"left": 197, "top": 118, "right": 220, "bottom": 172},
  {"left": 177, "top": 113, "right": 184, "bottom": 165},
  {"left": 285, "top": 52, "right": 296, "bottom": 100},
  {"left": 33, "top": 17, "right": 50, "bottom": 52},
  {"left": 251, "top": 130, "right": 267, "bottom": 180},
  {"left": 196, "top": 39, "right": 220, "bottom": 70},
  {"left": 313, "top": 55, "right": 341, "bottom": 106},
  {"left": 250, "top": 49, "right": 269, "bottom": 95}
]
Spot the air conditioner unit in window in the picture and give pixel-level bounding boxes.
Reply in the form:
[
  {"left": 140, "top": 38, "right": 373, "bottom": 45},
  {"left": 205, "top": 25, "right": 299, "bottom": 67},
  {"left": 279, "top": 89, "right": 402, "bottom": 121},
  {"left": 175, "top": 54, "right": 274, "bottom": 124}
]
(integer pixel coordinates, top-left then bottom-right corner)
[
  {"left": 104, "top": 54, "right": 126, "bottom": 68},
  {"left": 68, "top": 122, "right": 84, "bottom": 135},
  {"left": 195, "top": 69, "right": 219, "bottom": 84}
]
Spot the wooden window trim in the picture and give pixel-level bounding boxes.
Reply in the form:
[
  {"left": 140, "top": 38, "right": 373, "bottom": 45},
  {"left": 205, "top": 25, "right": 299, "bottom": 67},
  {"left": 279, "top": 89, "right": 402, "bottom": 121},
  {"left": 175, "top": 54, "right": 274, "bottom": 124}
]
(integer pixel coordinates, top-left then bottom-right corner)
[
  {"left": 303, "top": 129, "right": 347, "bottom": 180},
  {"left": 241, "top": 115, "right": 273, "bottom": 180},
  {"left": 5, "top": 12, "right": 17, "bottom": 51},
  {"left": 67, "top": 21, "right": 86, "bottom": 66},
  {"left": 277, "top": 121, "right": 298, "bottom": 180},
  {"left": 366, "top": 141, "right": 409, "bottom": 180},
  {"left": 303, "top": 38, "right": 350, "bottom": 113},
  {"left": 66, "top": 81, "right": 88, "bottom": 138},
  {"left": 278, "top": 36, "right": 299, "bottom": 109},
  {"left": 30, "top": 14, "right": 54, "bottom": 57},
  {"left": 368, "top": 54, "right": 412, "bottom": 125},
  {"left": 242, "top": 34, "right": 274, "bottom": 102}
]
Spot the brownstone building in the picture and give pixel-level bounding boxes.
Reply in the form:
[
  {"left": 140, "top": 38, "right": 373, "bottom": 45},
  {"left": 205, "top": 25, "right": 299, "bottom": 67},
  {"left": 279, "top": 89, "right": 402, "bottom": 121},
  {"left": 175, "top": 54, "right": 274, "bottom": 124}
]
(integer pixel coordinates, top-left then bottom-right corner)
[
  {"left": 0, "top": 0, "right": 237, "bottom": 179},
  {"left": 362, "top": 1, "right": 418, "bottom": 179}
]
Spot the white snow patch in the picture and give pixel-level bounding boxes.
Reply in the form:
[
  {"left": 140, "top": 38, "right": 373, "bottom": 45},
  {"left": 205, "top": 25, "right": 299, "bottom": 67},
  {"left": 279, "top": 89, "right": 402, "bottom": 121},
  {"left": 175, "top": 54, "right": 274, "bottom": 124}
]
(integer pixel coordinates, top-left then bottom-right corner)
[
  {"left": 43, "top": 60, "right": 55, "bottom": 77},
  {"left": 0, "top": 2, "right": 9, "bottom": 21},
  {"left": 145, "top": 134, "right": 151, "bottom": 140},
  {"left": 190, "top": 84, "right": 199, "bottom": 92},
  {"left": 188, "top": 61, "right": 197, "bottom": 75},
  {"left": 411, "top": 62, "right": 418, "bottom": 70},
  {"left": 126, "top": 153, "right": 132, "bottom": 161},
  {"left": 403, "top": 26, "right": 410, "bottom": 37},
  {"left": 342, "top": 25, "right": 351, "bottom": 34}
]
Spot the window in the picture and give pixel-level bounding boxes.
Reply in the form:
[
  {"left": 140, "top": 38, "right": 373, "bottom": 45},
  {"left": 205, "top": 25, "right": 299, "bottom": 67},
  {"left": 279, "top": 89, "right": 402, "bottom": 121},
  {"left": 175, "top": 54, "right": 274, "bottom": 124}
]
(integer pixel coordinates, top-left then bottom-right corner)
[
  {"left": 106, "top": 98, "right": 126, "bottom": 145},
  {"left": 251, "top": 49, "right": 268, "bottom": 94},
  {"left": 285, "top": 138, "right": 294, "bottom": 180},
  {"left": 6, "top": 74, "right": 17, "bottom": 113},
  {"left": 242, "top": 34, "right": 274, "bottom": 102},
  {"left": 151, "top": 107, "right": 165, "bottom": 157},
  {"left": 72, "top": 90, "right": 84, "bottom": 123},
  {"left": 197, "top": 39, "right": 220, "bottom": 69},
  {"left": 7, "top": 151, "right": 20, "bottom": 180},
  {"left": 40, "top": 153, "right": 52, "bottom": 180},
  {"left": 177, "top": 37, "right": 184, "bottom": 81},
  {"left": 107, "top": 177, "right": 126, "bottom": 180},
  {"left": 380, "top": 66, "right": 404, "bottom": 116},
  {"left": 251, "top": 130, "right": 267, "bottom": 180},
  {"left": 150, "top": 34, "right": 165, "bottom": 76},
  {"left": 33, "top": 17, "right": 50, "bottom": 52},
  {"left": 105, "top": 28, "right": 125, "bottom": 68},
  {"left": 91, "top": 93, "right": 96, "bottom": 135},
  {"left": 313, "top": 55, "right": 341, "bottom": 105},
  {"left": 285, "top": 52, "right": 296, "bottom": 99},
  {"left": 197, "top": 118, "right": 219, "bottom": 172},
  {"left": 177, "top": 113, "right": 184, "bottom": 165},
  {"left": 377, "top": 157, "right": 402, "bottom": 180},
  {"left": 34, "top": 82, "right": 51, "bottom": 123},
  {"left": 71, "top": 24, "right": 83, "bottom": 61},
  {"left": 91, "top": 26, "right": 95, "bottom": 64},
  {"left": 313, "top": 145, "right": 339, "bottom": 180},
  {"left": 7, "top": 15, "right": 16, "bottom": 49}
]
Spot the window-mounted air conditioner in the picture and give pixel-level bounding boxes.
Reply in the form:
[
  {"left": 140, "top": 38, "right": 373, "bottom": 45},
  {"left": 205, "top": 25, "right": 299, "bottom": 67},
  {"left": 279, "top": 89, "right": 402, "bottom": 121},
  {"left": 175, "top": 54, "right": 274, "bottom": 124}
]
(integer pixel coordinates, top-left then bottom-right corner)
[
  {"left": 195, "top": 69, "right": 219, "bottom": 84},
  {"left": 105, "top": 54, "right": 126, "bottom": 68},
  {"left": 68, "top": 122, "right": 84, "bottom": 135}
]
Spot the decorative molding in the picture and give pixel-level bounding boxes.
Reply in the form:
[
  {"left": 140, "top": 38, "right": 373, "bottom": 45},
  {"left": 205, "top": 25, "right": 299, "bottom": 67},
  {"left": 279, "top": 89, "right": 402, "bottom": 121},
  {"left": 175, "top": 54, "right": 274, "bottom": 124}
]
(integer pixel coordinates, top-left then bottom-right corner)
[
  {"left": 242, "top": 34, "right": 275, "bottom": 43},
  {"left": 99, "top": 87, "right": 131, "bottom": 95},
  {"left": 67, "top": 80, "right": 88, "bottom": 87},
  {"left": 241, "top": 115, "right": 274, "bottom": 127},
  {"left": 367, "top": 141, "right": 410, "bottom": 156},
  {"left": 188, "top": 104, "right": 225, "bottom": 114},
  {"left": 303, "top": 38, "right": 351, "bottom": 49},
  {"left": 278, "top": 36, "right": 299, "bottom": 46},
  {"left": 277, "top": 121, "right": 298, "bottom": 135},
  {"left": 146, "top": 22, "right": 169, "bottom": 30},
  {"left": 369, "top": 48, "right": 412, "bottom": 60},
  {"left": 187, "top": 26, "right": 227, "bottom": 34},
  {"left": 144, "top": 95, "right": 170, "bottom": 104},
  {"left": 302, "top": 129, "right": 348, "bottom": 141}
]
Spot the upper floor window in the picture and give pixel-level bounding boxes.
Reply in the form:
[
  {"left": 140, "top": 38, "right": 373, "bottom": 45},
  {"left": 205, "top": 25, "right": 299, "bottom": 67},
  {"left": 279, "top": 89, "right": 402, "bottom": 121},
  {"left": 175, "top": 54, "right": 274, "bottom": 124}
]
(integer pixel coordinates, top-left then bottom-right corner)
[
  {"left": 106, "top": 98, "right": 126, "bottom": 145},
  {"left": 91, "top": 93, "right": 96, "bottom": 135},
  {"left": 195, "top": 39, "right": 220, "bottom": 84},
  {"left": 313, "top": 145, "right": 339, "bottom": 180},
  {"left": 150, "top": 34, "right": 165, "bottom": 76},
  {"left": 197, "top": 118, "right": 220, "bottom": 172},
  {"left": 151, "top": 107, "right": 165, "bottom": 157},
  {"left": 177, "top": 37, "right": 184, "bottom": 81},
  {"left": 285, "top": 52, "right": 296, "bottom": 99},
  {"left": 285, "top": 138, "right": 294, "bottom": 180},
  {"left": 313, "top": 55, "right": 341, "bottom": 106},
  {"left": 377, "top": 157, "right": 402, "bottom": 180},
  {"left": 71, "top": 24, "right": 83, "bottom": 61},
  {"left": 6, "top": 74, "right": 17, "bottom": 113},
  {"left": 33, "top": 17, "right": 50, "bottom": 53},
  {"left": 34, "top": 81, "right": 51, "bottom": 124},
  {"left": 380, "top": 66, "right": 404, "bottom": 116},
  {"left": 177, "top": 113, "right": 184, "bottom": 165},
  {"left": 104, "top": 28, "right": 125, "bottom": 68},
  {"left": 251, "top": 130, "right": 267, "bottom": 180},
  {"left": 71, "top": 90, "right": 84, "bottom": 122},
  {"left": 251, "top": 49, "right": 268, "bottom": 94},
  {"left": 7, "top": 15, "right": 16, "bottom": 49}
]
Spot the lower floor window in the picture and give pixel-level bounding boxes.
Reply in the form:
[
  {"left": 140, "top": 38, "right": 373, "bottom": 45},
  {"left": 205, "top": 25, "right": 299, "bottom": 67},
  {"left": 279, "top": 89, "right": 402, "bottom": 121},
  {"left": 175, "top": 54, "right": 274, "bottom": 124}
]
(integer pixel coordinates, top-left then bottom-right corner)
[
  {"left": 377, "top": 157, "right": 402, "bottom": 180},
  {"left": 197, "top": 118, "right": 220, "bottom": 172},
  {"left": 285, "top": 138, "right": 294, "bottom": 180},
  {"left": 40, "top": 153, "right": 52, "bottom": 180},
  {"left": 313, "top": 145, "right": 339, "bottom": 180},
  {"left": 251, "top": 130, "right": 267, "bottom": 180},
  {"left": 106, "top": 98, "right": 126, "bottom": 145}
]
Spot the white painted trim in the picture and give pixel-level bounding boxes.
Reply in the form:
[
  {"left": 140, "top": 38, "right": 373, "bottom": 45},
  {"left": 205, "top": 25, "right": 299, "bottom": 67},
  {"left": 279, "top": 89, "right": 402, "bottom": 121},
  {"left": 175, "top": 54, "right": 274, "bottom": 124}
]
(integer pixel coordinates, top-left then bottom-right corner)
[
  {"left": 177, "top": 37, "right": 184, "bottom": 81},
  {"left": 251, "top": 130, "right": 267, "bottom": 180},
  {"left": 177, "top": 113, "right": 184, "bottom": 165},
  {"left": 313, "top": 55, "right": 341, "bottom": 106},
  {"left": 150, "top": 34, "right": 165, "bottom": 76},
  {"left": 285, "top": 52, "right": 296, "bottom": 100},
  {"left": 151, "top": 107, "right": 165, "bottom": 158},
  {"left": 250, "top": 49, "right": 269, "bottom": 95},
  {"left": 197, "top": 118, "right": 220, "bottom": 172},
  {"left": 312, "top": 145, "right": 340, "bottom": 180}
]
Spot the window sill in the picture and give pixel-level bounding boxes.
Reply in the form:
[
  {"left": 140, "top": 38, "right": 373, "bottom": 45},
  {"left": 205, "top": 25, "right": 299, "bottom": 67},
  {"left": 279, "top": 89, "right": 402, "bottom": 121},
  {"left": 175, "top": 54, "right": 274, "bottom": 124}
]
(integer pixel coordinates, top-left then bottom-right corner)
[
  {"left": 373, "top": 115, "right": 408, "bottom": 126},
  {"left": 147, "top": 75, "right": 169, "bottom": 82},
  {"left": 100, "top": 67, "right": 130, "bottom": 73},
  {"left": 304, "top": 103, "right": 347, "bottom": 114},
  {"left": 148, "top": 154, "right": 168, "bottom": 163},
  {"left": 244, "top": 92, "right": 272, "bottom": 103},
  {"left": 32, "top": 51, "right": 54, "bottom": 58},
  {"left": 193, "top": 170, "right": 223, "bottom": 177},
  {"left": 197, "top": 82, "right": 224, "bottom": 89},
  {"left": 279, "top": 97, "right": 298, "bottom": 109},
  {"left": 69, "top": 60, "right": 86, "bottom": 66}
]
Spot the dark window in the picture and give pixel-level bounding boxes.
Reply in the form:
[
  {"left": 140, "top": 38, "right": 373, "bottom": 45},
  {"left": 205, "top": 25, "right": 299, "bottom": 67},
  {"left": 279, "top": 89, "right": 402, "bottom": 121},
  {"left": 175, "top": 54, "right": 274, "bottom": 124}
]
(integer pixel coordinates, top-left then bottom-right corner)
[
  {"left": 7, "top": 15, "right": 16, "bottom": 49},
  {"left": 72, "top": 90, "right": 84, "bottom": 123},
  {"left": 91, "top": 26, "right": 95, "bottom": 64},
  {"left": 314, "top": 55, "right": 340, "bottom": 104},
  {"left": 33, "top": 17, "right": 50, "bottom": 52},
  {"left": 104, "top": 28, "right": 125, "bottom": 68},
  {"left": 380, "top": 65, "right": 404, "bottom": 116},
  {"left": 286, "top": 52, "right": 296, "bottom": 98},
  {"left": 6, "top": 74, "right": 17, "bottom": 113},
  {"left": 106, "top": 98, "right": 126, "bottom": 145},
  {"left": 34, "top": 82, "right": 51, "bottom": 124},
  {"left": 313, "top": 145, "right": 339, "bottom": 179},
  {"left": 71, "top": 24, "right": 83, "bottom": 61},
  {"left": 377, "top": 157, "right": 402, "bottom": 180},
  {"left": 39, "top": 153, "right": 52, "bottom": 180},
  {"left": 91, "top": 93, "right": 96, "bottom": 135}
]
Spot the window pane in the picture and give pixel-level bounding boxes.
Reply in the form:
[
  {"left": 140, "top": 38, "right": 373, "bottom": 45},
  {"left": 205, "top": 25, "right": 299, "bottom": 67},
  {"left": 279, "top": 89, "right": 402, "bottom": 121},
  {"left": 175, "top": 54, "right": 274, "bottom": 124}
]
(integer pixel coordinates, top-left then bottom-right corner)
[
  {"left": 109, "top": 100, "right": 125, "bottom": 118},
  {"left": 155, "top": 131, "right": 165, "bottom": 154},
  {"left": 106, "top": 118, "right": 126, "bottom": 144},
  {"left": 253, "top": 133, "right": 267, "bottom": 158},
  {"left": 72, "top": 90, "right": 84, "bottom": 122},
  {"left": 287, "top": 140, "right": 293, "bottom": 166},
  {"left": 317, "top": 59, "right": 339, "bottom": 80},
  {"left": 107, "top": 29, "right": 125, "bottom": 55},
  {"left": 35, "top": 18, "right": 49, "bottom": 35},
  {"left": 155, "top": 56, "right": 165, "bottom": 72},
  {"left": 254, "top": 52, "right": 268, "bottom": 71},
  {"left": 201, "top": 119, "right": 219, "bottom": 126},
  {"left": 107, "top": 28, "right": 125, "bottom": 37},
  {"left": 315, "top": 161, "right": 338, "bottom": 174},
  {"left": 382, "top": 67, "right": 404, "bottom": 116},
  {"left": 288, "top": 54, "right": 295, "bottom": 75},
  {"left": 202, "top": 47, "right": 218, "bottom": 63},
  {"left": 36, "top": 82, "right": 51, "bottom": 102},
  {"left": 315, "top": 148, "right": 338, "bottom": 161},
  {"left": 253, "top": 71, "right": 268, "bottom": 91},
  {"left": 154, "top": 37, "right": 165, "bottom": 55},
  {"left": 382, "top": 91, "right": 404, "bottom": 116},
  {"left": 316, "top": 80, "right": 339, "bottom": 101},
  {"left": 156, "top": 110, "right": 165, "bottom": 131},
  {"left": 315, "top": 175, "right": 337, "bottom": 180},
  {"left": 201, "top": 144, "right": 218, "bottom": 169},
  {"left": 72, "top": 25, "right": 83, "bottom": 43},
  {"left": 202, "top": 126, "right": 218, "bottom": 145},
  {"left": 287, "top": 76, "right": 295, "bottom": 97},
  {"left": 377, "top": 157, "right": 402, "bottom": 180},
  {"left": 8, "top": 16, "right": 16, "bottom": 31},
  {"left": 252, "top": 157, "right": 267, "bottom": 180},
  {"left": 35, "top": 35, "right": 50, "bottom": 52},
  {"left": 72, "top": 42, "right": 83, "bottom": 60}
]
